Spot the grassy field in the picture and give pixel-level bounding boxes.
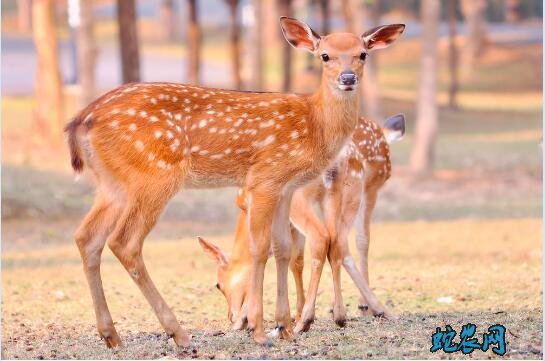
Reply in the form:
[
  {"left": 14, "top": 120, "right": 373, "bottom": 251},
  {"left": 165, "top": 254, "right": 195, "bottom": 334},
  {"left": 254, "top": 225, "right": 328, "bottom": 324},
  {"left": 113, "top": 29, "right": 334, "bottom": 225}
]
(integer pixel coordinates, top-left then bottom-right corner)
[
  {"left": 2, "top": 219, "right": 542, "bottom": 359},
  {"left": 1, "top": 16, "right": 543, "bottom": 360}
]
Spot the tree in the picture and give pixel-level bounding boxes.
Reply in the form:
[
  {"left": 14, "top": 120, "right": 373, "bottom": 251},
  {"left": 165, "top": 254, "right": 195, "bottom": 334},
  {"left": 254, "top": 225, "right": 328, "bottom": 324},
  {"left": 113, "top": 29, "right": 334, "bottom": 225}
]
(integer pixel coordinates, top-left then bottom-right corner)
[
  {"left": 187, "top": 0, "right": 201, "bottom": 84},
  {"left": 250, "top": 0, "right": 264, "bottom": 90},
  {"left": 504, "top": 0, "right": 522, "bottom": 23},
  {"left": 341, "top": 0, "right": 382, "bottom": 122},
  {"left": 117, "top": 0, "right": 140, "bottom": 83},
  {"left": 77, "top": 0, "right": 97, "bottom": 106},
  {"left": 17, "top": 0, "right": 32, "bottom": 32},
  {"left": 447, "top": 0, "right": 459, "bottom": 109},
  {"left": 460, "top": 0, "right": 488, "bottom": 69},
  {"left": 159, "top": 0, "right": 177, "bottom": 41},
  {"left": 226, "top": 0, "right": 242, "bottom": 89},
  {"left": 410, "top": 0, "right": 439, "bottom": 176},
  {"left": 278, "top": 0, "right": 293, "bottom": 92},
  {"left": 32, "top": 0, "right": 64, "bottom": 143}
]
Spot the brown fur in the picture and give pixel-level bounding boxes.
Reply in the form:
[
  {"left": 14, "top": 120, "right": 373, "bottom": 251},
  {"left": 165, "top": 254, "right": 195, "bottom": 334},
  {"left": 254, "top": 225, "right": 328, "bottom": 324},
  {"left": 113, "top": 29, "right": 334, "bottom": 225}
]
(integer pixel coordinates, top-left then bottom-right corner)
[
  {"left": 68, "top": 18, "right": 404, "bottom": 347},
  {"left": 199, "top": 115, "right": 403, "bottom": 335}
]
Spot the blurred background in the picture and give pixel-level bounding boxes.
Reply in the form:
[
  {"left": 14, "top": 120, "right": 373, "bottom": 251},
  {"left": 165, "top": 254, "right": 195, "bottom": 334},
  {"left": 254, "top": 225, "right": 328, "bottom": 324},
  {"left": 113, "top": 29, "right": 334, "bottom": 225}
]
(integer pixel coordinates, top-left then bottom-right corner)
[
  {"left": 2, "top": 0, "right": 542, "bottom": 239},
  {"left": 1, "top": 1, "right": 543, "bottom": 358}
]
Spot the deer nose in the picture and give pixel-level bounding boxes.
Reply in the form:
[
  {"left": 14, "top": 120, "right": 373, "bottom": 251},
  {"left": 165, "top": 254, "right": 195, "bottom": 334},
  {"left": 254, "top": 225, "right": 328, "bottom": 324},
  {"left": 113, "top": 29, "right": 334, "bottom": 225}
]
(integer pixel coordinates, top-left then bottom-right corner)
[{"left": 339, "top": 71, "right": 358, "bottom": 86}]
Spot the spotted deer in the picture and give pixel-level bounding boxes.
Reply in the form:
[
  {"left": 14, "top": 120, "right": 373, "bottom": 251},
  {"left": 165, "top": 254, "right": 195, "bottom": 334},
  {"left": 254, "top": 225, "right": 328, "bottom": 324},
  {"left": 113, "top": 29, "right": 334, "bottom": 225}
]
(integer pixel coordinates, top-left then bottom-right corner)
[
  {"left": 66, "top": 17, "right": 404, "bottom": 347},
  {"left": 199, "top": 114, "right": 405, "bottom": 334}
]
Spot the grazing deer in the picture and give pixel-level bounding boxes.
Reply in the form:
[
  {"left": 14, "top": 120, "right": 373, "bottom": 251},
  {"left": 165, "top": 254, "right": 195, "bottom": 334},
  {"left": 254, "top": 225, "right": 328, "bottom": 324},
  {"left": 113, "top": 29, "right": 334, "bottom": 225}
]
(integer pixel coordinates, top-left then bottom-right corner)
[
  {"left": 198, "top": 114, "right": 405, "bottom": 334},
  {"left": 66, "top": 17, "right": 404, "bottom": 346}
]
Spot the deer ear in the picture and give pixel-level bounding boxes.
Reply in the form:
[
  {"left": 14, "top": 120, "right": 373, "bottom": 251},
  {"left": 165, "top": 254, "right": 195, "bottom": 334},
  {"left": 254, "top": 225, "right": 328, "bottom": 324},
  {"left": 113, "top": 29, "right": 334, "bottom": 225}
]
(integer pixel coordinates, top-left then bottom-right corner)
[
  {"left": 362, "top": 24, "right": 405, "bottom": 51},
  {"left": 280, "top": 16, "right": 320, "bottom": 52},
  {"left": 198, "top": 237, "right": 228, "bottom": 266},
  {"left": 382, "top": 113, "right": 406, "bottom": 144}
]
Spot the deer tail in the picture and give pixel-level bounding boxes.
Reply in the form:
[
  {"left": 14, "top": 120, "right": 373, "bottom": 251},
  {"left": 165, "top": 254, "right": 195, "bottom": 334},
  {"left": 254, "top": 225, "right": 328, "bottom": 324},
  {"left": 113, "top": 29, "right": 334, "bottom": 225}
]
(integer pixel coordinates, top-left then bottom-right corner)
[{"left": 64, "top": 116, "right": 85, "bottom": 173}]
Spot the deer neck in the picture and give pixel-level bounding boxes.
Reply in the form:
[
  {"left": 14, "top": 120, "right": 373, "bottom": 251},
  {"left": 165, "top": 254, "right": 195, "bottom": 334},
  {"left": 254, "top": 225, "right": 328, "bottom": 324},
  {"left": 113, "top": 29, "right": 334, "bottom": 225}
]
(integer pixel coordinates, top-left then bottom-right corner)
[
  {"left": 310, "top": 80, "right": 359, "bottom": 155},
  {"left": 229, "top": 212, "right": 252, "bottom": 264}
]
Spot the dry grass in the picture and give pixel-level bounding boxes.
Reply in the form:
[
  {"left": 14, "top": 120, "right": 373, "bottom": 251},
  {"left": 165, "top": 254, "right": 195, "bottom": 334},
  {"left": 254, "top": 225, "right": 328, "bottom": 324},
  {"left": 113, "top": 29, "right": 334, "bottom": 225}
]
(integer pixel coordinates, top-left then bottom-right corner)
[{"left": 2, "top": 219, "right": 542, "bottom": 359}]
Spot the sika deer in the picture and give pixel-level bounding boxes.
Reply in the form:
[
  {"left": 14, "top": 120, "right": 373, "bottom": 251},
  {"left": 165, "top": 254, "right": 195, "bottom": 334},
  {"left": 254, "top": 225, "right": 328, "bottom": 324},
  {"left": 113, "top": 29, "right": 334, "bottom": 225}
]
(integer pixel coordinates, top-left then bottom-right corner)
[
  {"left": 198, "top": 114, "right": 405, "bottom": 333},
  {"left": 66, "top": 17, "right": 404, "bottom": 346}
]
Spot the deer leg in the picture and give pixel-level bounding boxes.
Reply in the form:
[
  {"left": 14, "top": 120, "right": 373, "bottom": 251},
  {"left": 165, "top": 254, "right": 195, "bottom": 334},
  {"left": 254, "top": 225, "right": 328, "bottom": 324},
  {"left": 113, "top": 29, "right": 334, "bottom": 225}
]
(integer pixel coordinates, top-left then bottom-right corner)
[
  {"left": 106, "top": 186, "right": 190, "bottom": 347},
  {"left": 269, "top": 191, "right": 295, "bottom": 341},
  {"left": 355, "top": 184, "right": 378, "bottom": 315},
  {"left": 323, "top": 181, "right": 347, "bottom": 328},
  {"left": 75, "top": 192, "right": 122, "bottom": 348},
  {"left": 245, "top": 186, "right": 279, "bottom": 346},
  {"left": 289, "top": 225, "right": 305, "bottom": 322},
  {"left": 290, "top": 193, "right": 330, "bottom": 334}
]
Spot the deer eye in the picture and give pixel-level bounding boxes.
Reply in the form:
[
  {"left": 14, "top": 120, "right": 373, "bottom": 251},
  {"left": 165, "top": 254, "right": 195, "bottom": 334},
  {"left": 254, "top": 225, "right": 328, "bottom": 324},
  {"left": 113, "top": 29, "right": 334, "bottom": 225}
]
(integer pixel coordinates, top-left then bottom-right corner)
[
  {"left": 360, "top": 52, "right": 368, "bottom": 61},
  {"left": 215, "top": 283, "right": 220, "bottom": 290},
  {"left": 321, "top": 53, "right": 330, "bottom": 62}
]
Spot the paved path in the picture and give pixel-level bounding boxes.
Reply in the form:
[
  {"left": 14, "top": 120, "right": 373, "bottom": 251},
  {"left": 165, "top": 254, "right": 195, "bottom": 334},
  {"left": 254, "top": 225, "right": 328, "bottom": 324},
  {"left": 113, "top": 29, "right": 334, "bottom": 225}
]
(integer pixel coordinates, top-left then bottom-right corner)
[{"left": 1, "top": 21, "right": 541, "bottom": 96}]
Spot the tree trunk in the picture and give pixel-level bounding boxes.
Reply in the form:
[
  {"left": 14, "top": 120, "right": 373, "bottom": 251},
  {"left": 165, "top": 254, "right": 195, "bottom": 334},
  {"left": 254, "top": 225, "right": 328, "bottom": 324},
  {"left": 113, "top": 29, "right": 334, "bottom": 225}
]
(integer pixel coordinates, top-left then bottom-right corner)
[
  {"left": 278, "top": 0, "right": 292, "bottom": 92},
  {"left": 32, "top": 0, "right": 64, "bottom": 143},
  {"left": 226, "top": 0, "right": 242, "bottom": 89},
  {"left": 250, "top": 0, "right": 264, "bottom": 90},
  {"left": 460, "top": 0, "right": 488, "bottom": 69},
  {"left": 342, "top": 0, "right": 382, "bottom": 122},
  {"left": 447, "top": 0, "right": 459, "bottom": 109},
  {"left": 117, "top": 0, "right": 140, "bottom": 83},
  {"left": 187, "top": 0, "right": 201, "bottom": 84},
  {"left": 409, "top": 0, "right": 439, "bottom": 177},
  {"left": 159, "top": 0, "right": 176, "bottom": 41},
  {"left": 504, "top": 0, "right": 522, "bottom": 23},
  {"left": 319, "top": 0, "right": 330, "bottom": 34},
  {"left": 78, "top": 0, "right": 97, "bottom": 106},
  {"left": 18, "top": 0, "right": 32, "bottom": 32}
]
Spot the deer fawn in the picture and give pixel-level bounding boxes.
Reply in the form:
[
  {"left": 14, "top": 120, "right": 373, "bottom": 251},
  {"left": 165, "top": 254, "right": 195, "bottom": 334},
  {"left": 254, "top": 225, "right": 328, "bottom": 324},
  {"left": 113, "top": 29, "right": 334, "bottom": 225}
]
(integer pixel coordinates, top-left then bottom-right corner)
[
  {"left": 66, "top": 17, "right": 404, "bottom": 346},
  {"left": 199, "top": 114, "right": 405, "bottom": 334}
]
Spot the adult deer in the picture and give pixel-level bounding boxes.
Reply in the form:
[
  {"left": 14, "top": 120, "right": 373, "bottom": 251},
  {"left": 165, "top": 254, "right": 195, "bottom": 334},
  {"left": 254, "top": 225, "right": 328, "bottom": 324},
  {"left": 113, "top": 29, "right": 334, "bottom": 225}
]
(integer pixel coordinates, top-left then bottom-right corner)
[
  {"left": 66, "top": 17, "right": 404, "bottom": 346},
  {"left": 199, "top": 114, "right": 405, "bottom": 333}
]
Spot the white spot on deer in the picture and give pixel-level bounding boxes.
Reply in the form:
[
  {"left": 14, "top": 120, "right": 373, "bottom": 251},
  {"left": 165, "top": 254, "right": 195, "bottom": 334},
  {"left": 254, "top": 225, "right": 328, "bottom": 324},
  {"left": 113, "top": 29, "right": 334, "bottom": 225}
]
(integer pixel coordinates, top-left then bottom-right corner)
[
  {"left": 166, "top": 130, "right": 174, "bottom": 139},
  {"left": 234, "top": 119, "right": 243, "bottom": 127},
  {"left": 207, "top": 110, "right": 215, "bottom": 115},
  {"left": 147, "top": 153, "right": 155, "bottom": 161},
  {"left": 235, "top": 148, "right": 249, "bottom": 154},
  {"left": 157, "top": 160, "right": 167, "bottom": 169},
  {"left": 219, "top": 129, "right": 226, "bottom": 134},
  {"left": 175, "top": 125, "right": 182, "bottom": 133},
  {"left": 149, "top": 116, "right": 159, "bottom": 123},
  {"left": 259, "top": 119, "right": 275, "bottom": 128},
  {"left": 277, "top": 114, "right": 285, "bottom": 120},
  {"left": 289, "top": 149, "right": 297, "bottom": 156},
  {"left": 217, "top": 99, "right": 223, "bottom": 103},
  {"left": 232, "top": 134, "right": 240, "bottom": 140},
  {"left": 209, "top": 127, "right": 217, "bottom": 133},
  {"left": 83, "top": 112, "right": 93, "bottom": 124},
  {"left": 174, "top": 113, "right": 182, "bottom": 121},
  {"left": 210, "top": 154, "right": 224, "bottom": 160},
  {"left": 199, "top": 150, "right": 209, "bottom": 155},
  {"left": 199, "top": 119, "right": 207, "bottom": 128},
  {"left": 134, "top": 140, "right": 144, "bottom": 152},
  {"left": 127, "top": 108, "right": 136, "bottom": 116},
  {"left": 172, "top": 96, "right": 178, "bottom": 102},
  {"left": 150, "top": 98, "right": 157, "bottom": 105},
  {"left": 226, "top": 106, "right": 232, "bottom": 112},
  {"left": 280, "top": 144, "right": 289, "bottom": 150},
  {"left": 128, "top": 123, "right": 137, "bottom": 131},
  {"left": 224, "top": 148, "right": 232, "bottom": 154},
  {"left": 109, "top": 120, "right": 119, "bottom": 128},
  {"left": 191, "top": 145, "right": 200, "bottom": 153},
  {"left": 253, "top": 135, "right": 275, "bottom": 148},
  {"left": 184, "top": 107, "right": 191, "bottom": 112}
]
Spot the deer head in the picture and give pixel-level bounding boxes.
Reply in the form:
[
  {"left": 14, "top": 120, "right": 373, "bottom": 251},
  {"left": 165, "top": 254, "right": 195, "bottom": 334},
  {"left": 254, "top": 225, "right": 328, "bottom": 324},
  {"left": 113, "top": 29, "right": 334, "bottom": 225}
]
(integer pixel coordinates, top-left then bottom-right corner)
[{"left": 280, "top": 17, "right": 405, "bottom": 93}]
